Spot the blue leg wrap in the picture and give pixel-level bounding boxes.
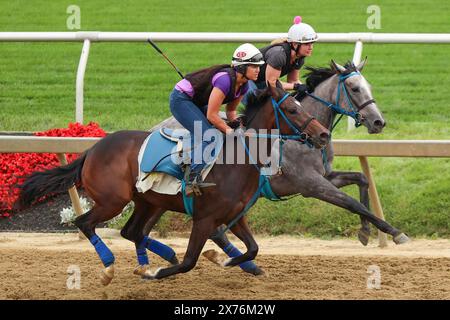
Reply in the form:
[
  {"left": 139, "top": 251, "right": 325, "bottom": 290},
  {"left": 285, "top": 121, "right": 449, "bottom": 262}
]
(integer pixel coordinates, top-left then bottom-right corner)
[
  {"left": 90, "top": 235, "right": 115, "bottom": 267},
  {"left": 136, "top": 238, "right": 149, "bottom": 266},
  {"left": 223, "top": 243, "right": 258, "bottom": 272},
  {"left": 145, "top": 236, "right": 176, "bottom": 262}
]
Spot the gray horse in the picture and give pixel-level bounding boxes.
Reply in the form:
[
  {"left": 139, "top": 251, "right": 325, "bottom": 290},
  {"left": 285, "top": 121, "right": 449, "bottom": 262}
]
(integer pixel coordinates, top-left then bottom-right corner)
[{"left": 141, "top": 59, "right": 409, "bottom": 275}]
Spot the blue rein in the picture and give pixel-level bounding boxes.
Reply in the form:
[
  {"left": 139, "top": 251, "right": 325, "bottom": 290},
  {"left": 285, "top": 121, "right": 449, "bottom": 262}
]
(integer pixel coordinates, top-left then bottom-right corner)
[
  {"left": 306, "top": 71, "right": 363, "bottom": 129},
  {"left": 239, "top": 93, "right": 314, "bottom": 172}
]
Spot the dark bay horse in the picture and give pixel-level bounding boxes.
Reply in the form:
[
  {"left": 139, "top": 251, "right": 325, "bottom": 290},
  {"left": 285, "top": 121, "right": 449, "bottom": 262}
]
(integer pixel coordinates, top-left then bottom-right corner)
[
  {"left": 15, "top": 84, "right": 329, "bottom": 284},
  {"left": 145, "top": 60, "right": 410, "bottom": 276}
]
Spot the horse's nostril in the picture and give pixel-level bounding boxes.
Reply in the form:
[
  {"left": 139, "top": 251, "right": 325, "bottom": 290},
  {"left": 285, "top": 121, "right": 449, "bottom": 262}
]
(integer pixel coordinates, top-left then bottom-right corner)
[
  {"left": 374, "top": 119, "right": 384, "bottom": 128},
  {"left": 320, "top": 132, "right": 330, "bottom": 141}
]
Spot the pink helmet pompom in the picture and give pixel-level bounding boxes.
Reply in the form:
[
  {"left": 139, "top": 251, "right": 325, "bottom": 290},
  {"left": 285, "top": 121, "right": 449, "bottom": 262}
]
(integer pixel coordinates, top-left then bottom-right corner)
[{"left": 293, "top": 16, "right": 302, "bottom": 24}]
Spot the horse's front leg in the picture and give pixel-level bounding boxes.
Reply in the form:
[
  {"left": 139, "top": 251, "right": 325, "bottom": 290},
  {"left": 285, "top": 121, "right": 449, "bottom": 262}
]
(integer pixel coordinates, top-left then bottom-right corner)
[
  {"left": 207, "top": 225, "right": 264, "bottom": 275},
  {"left": 326, "top": 171, "right": 371, "bottom": 246},
  {"left": 142, "top": 217, "right": 215, "bottom": 280},
  {"left": 120, "top": 201, "right": 179, "bottom": 277},
  {"left": 302, "top": 174, "right": 409, "bottom": 245},
  {"left": 221, "top": 217, "right": 259, "bottom": 268}
]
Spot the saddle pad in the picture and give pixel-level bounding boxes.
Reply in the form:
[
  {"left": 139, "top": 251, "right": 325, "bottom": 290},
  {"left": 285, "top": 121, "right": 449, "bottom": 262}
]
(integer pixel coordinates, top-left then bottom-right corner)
[
  {"left": 136, "top": 128, "right": 221, "bottom": 195},
  {"left": 139, "top": 129, "right": 184, "bottom": 180}
]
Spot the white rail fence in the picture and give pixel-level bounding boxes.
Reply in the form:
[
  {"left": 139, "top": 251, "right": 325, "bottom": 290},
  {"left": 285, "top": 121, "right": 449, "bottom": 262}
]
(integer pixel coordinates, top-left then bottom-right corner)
[
  {"left": 1, "top": 136, "right": 449, "bottom": 246},
  {"left": 1, "top": 32, "right": 450, "bottom": 128}
]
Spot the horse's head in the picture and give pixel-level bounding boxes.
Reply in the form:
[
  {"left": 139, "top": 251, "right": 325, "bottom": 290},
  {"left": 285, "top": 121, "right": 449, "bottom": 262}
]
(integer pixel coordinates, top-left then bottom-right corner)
[
  {"left": 330, "top": 59, "right": 386, "bottom": 134},
  {"left": 244, "top": 82, "right": 329, "bottom": 148}
]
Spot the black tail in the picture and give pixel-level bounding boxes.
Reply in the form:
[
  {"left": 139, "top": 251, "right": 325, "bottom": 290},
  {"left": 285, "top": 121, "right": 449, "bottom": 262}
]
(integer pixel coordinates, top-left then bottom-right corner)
[{"left": 14, "top": 152, "right": 87, "bottom": 210}]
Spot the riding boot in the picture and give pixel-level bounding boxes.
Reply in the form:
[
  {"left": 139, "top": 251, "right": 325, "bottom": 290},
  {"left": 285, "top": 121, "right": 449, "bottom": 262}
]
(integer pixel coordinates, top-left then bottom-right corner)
[{"left": 184, "top": 166, "right": 216, "bottom": 197}]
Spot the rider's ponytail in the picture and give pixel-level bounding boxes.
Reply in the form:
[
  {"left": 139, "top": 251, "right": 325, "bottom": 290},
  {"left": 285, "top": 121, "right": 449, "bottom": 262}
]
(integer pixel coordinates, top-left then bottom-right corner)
[{"left": 270, "top": 38, "right": 288, "bottom": 45}]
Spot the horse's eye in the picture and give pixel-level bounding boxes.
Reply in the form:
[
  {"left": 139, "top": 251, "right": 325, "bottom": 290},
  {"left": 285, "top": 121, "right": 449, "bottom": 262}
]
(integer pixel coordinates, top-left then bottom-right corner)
[
  {"left": 288, "top": 108, "right": 297, "bottom": 114},
  {"left": 351, "top": 87, "right": 360, "bottom": 93}
]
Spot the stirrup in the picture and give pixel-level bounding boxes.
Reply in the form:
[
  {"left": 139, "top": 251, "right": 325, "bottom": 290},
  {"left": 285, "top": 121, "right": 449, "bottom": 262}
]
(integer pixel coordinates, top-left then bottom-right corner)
[{"left": 184, "top": 167, "right": 216, "bottom": 197}]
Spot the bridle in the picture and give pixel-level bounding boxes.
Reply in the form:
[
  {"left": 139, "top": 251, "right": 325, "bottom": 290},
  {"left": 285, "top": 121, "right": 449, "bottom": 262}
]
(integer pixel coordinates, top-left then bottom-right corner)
[
  {"left": 245, "top": 92, "right": 315, "bottom": 143},
  {"left": 305, "top": 71, "right": 375, "bottom": 129}
]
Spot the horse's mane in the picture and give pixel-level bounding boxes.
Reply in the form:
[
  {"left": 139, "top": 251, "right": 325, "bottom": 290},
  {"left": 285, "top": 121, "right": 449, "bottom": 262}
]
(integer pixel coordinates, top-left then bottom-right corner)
[
  {"left": 241, "top": 88, "right": 271, "bottom": 121},
  {"left": 304, "top": 61, "right": 358, "bottom": 92}
]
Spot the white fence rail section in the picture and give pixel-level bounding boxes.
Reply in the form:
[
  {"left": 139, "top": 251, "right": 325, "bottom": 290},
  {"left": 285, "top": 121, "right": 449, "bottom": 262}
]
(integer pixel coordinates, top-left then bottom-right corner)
[
  {"left": 1, "top": 136, "right": 449, "bottom": 246},
  {"left": 1, "top": 32, "right": 450, "bottom": 125}
]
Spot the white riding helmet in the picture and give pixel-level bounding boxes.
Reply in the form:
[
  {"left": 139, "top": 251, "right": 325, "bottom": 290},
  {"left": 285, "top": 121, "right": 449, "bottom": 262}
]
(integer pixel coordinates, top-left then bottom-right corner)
[
  {"left": 231, "top": 43, "right": 265, "bottom": 67},
  {"left": 287, "top": 16, "right": 318, "bottom": 44}
]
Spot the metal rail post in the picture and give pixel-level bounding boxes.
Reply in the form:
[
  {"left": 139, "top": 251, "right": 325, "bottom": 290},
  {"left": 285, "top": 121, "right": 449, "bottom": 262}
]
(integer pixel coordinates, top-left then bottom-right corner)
[{"left": 76, "top": 39, "right": 91, "bottom": 124}]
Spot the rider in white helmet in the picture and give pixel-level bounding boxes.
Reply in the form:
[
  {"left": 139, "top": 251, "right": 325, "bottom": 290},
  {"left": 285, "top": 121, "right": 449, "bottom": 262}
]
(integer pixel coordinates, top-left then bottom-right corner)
[
  {"left": 231, "top": 43, "right": 265, "bottom": 77},
  {"left": 170, "top": 43, "right": 264, "bottom": 195},
  {"left": 242, "top": 16, "right": 318, "bottom": 104}
]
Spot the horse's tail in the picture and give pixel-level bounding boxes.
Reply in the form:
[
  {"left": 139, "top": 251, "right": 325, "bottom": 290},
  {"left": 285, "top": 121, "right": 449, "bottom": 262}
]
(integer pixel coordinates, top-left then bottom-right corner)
[{"left": 14, "top": 152, "right": 88, "bottom": 209}]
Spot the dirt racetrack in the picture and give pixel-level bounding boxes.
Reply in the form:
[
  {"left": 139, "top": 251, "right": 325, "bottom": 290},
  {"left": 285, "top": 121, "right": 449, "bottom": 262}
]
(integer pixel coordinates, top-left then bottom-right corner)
[{"left": 0, "top": 230, "right": 449, "bottom": 300}]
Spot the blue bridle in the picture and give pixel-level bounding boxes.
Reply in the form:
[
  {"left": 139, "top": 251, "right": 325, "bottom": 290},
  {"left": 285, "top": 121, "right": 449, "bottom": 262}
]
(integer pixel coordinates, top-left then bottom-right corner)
[
  {"left": 305, "top": 71, "right": 375, "bottom": 174},
  {"left": 245, "top": 93, "right": 315, "bottom": 143},
  {"left": 219, "top": 93, "right": 317, "bottom": 235},
  {"left": 305, "top": 71, "right": 375, "bottom": 130},
  {"left": 241, "top": 92, "right": 316, "bottom": 170}
]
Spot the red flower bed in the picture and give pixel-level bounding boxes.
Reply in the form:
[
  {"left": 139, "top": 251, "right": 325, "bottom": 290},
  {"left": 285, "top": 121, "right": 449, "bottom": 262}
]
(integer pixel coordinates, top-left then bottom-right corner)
[{"left": 0, "top": 122, "right": 106, "bottom": 218}]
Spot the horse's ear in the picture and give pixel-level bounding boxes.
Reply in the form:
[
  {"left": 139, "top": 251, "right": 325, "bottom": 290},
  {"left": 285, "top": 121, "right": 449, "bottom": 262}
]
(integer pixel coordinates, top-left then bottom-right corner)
[
  {"left": 356, "top": 56, "right": 367, "bottom": 72},
  {"left": 268, "top": 81, "right": 279, "bottom": 99},
  {"left": 331, "top": 60, "right": 346, "bottom": 74},
  {"left": 275, "top": 80, "right": 283, "bottom": 89}
]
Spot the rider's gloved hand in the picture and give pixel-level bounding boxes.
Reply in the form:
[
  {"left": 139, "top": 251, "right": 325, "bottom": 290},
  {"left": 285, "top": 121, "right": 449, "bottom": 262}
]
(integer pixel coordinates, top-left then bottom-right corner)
[
  {"left": 228, "top": 118, "right": 243, "bottom": 130},
  {"left": 293, "top": 83, "right": 309, "bottom": 94}
]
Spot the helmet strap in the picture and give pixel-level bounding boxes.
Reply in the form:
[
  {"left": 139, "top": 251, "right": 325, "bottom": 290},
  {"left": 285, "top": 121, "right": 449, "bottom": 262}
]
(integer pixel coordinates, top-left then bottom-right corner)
[
  {"left": 235, "top": 65, "right": 249, "bottom": 80},
  {"left": 290, "top": 43, "right": 302, "bottom": 65},
  {"left": 295, "top": 43, "right": 301, "bottom": 56}
]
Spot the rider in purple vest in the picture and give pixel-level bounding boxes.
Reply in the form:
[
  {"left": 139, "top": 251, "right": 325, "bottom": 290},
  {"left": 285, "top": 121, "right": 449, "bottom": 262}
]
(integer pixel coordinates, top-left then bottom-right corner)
[{"left": 169, "top": 43, "right": 265, "bottom": 196}]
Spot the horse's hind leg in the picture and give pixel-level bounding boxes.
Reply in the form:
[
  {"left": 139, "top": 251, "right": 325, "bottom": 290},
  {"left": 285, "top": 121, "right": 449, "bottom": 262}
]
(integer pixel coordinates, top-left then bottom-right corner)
[
  {"left": 143, "top": 217, "right": 216, "bottom": 280},
  {"left": 205, "top": 222, "right": 264, "bottom": 275},
  {"left": 74, "top": 201, "right": 128, "bottom": 286},
  {"left": 326, "top": 171, "right": 371, "bottom": 246},
  {"left": 120, "top": 200, "right": 178, "bottom": 276}
]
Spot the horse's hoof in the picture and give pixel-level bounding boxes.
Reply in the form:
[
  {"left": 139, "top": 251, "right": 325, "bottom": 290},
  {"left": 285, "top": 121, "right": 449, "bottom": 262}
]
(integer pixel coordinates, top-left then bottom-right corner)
[
  {"left": 221, "top": 258, "right": 233, "bottom": 268},
  {"left": 358, "top": 229, "right": 370, "bottom": 246},
  {"left": 202, "top": 249, "right": 225, "bottom": 266},
  {"left": 133, "top": 264, "right": 150, "bottom": 276},
  {"left": 100, "top": 265, "right": 115, "bottom": 286},
  {"left": 250, "top": 266, "right": 265, "bottom": 276},
  {"left": 168, "top": 255, "right": 179, "bottom": 266},
  {"left": 393, "top": 233, "right": 410, "bottom": 245},
  {"left": 141, "top": 267, "right": 161, "bottom": 280}
]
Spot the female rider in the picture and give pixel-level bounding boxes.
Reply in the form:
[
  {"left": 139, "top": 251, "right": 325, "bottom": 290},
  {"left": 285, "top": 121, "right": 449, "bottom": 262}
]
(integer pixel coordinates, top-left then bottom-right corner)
[{"left": 169, "top": 43, "right": 264, "bottom": 195}]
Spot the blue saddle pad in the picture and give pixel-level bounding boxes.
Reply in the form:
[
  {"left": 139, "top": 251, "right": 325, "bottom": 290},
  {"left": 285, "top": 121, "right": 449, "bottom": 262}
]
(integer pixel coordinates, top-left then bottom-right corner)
[{"left": 140, "top": 128, "right": 190, "bottom": 180}]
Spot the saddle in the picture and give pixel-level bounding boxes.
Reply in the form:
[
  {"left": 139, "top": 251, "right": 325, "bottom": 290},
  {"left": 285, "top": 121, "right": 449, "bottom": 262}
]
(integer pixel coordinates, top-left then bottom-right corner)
[{"left": 137, "top": 128, "right": 220, "bottom": 198}]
